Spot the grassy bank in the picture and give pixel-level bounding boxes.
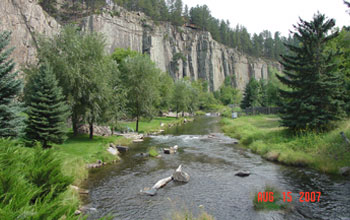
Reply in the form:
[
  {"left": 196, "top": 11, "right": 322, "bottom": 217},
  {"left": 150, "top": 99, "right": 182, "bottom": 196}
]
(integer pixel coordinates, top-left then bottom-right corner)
[
  {"left": 53, "top": 134, "right": 131, "bottom": 186},
  {"left": 120, "top": 116, "right": 188, "bottom": 134},
  {"left": 221, "top": 115, "right": 350, "bottom": 174},
  {"left": 0, "top": 116, "right": 193, "bottom": 218}
]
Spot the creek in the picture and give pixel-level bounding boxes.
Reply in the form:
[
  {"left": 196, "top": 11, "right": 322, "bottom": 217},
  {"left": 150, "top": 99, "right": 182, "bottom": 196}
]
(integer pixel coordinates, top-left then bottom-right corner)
[{"left": 83, "top": 116, "right": 350, "bottom": 220}]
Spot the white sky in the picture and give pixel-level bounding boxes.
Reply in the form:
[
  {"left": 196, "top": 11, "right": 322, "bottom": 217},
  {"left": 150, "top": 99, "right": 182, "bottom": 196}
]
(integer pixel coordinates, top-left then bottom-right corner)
[{"left": 183, "top": 0, "right": 349, "bottom": 37}]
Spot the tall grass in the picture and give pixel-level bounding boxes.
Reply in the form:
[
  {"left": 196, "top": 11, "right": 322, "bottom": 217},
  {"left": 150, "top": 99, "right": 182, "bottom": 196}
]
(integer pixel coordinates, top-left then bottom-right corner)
[
  {"left": 221, "top": 115, "right": 350, "bottom": 174},
  {"left": 0, "top": 139, "right": 79, "bottom": 219}
]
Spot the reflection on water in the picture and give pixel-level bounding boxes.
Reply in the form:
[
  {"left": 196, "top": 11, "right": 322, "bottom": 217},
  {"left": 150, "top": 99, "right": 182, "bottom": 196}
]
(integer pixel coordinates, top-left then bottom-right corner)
[{"left": 84, "top": 116, "right": 350, "bottom": 220}]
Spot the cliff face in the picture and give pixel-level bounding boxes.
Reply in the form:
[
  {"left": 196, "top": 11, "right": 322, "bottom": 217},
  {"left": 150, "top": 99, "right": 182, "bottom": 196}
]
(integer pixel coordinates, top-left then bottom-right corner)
[
  {"left": 1, "top": 1, "right": 281, "bottom": 91},
  {"left": 0, "top": 0, "right": 60, "bottom": 67}
]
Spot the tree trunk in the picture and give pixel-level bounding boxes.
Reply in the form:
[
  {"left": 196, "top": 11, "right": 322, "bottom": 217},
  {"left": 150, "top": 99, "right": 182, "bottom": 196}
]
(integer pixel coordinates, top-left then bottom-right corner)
[
  {"left": 182, "top": 111, "right": 184, "bottom": 117},
  {"left": 72, "top": 111, "right": 79, "bottom": 136},
  {"left": 89, "top": 120, "right": 94, "bottom": 139},
  {"left": 136, "top": 115, "right": 139, "bottom": 132}
]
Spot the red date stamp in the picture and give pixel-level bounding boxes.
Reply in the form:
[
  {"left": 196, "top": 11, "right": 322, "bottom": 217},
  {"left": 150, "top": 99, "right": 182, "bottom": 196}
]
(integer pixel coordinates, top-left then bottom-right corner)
[{"left": 257, "top": 192, "right": 321, "bottom": 203}]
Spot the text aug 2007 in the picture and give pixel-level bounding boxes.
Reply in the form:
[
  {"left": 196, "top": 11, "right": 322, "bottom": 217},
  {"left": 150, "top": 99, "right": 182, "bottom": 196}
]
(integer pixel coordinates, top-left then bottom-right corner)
[{"left": 257, "top": 192, "right": 321, "bottom": 203}]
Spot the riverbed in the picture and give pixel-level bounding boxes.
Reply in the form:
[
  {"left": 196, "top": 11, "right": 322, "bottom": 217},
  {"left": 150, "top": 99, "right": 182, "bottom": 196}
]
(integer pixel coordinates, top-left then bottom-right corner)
[{"left": 83, "top": 116, "right": 350, "bottom": 220}]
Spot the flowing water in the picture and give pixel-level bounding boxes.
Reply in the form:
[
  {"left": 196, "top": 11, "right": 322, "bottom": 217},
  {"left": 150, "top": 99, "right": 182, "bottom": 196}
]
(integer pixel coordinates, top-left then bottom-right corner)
[{"left": 83, "top": 116, "right": 350, "bottom": 220}]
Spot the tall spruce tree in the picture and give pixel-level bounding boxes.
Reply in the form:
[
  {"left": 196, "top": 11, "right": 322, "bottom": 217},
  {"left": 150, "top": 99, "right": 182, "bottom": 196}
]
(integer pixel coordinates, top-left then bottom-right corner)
[
  {"left": 0, "top": 31, "right": 23, "bottom": 138},
  {"left": 277, "top": 13, "right": 345, "bottom": 131},
  {"left": 25, "top": 62, "right": 69, "bottom": 148},
  {"left": 240, "top": 78, "right": 261, "bottom": 109}
]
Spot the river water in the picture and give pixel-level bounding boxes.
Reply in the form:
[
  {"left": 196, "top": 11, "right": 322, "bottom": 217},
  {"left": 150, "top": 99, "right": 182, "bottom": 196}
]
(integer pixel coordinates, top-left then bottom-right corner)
[{"left": 83, "top": 116, "right": 350, "bottom": 220}]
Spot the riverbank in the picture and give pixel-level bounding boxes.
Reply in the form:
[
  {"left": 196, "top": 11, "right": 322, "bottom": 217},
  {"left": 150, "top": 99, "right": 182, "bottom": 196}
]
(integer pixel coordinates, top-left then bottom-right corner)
[
  {"left": 221, "top": 115, "right": 350, "bottom": 175},
  {"left": 0, "top": 116, "right": 191, "bottom": 219}
]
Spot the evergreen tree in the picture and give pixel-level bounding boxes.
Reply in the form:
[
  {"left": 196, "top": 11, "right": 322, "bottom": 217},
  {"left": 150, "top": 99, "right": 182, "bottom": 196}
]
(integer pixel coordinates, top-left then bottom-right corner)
[
  {"left": 0, "top": 31, "right": 23, "bottom": 138},
  {"left": 25, "top": 62, "right": 69, "bottom": 148},
  {"left": 277, "top": 13, "right": 345, "bottom": 131},
  {"left": 240, "top": 78, "right": 260, "bottom": 109}
]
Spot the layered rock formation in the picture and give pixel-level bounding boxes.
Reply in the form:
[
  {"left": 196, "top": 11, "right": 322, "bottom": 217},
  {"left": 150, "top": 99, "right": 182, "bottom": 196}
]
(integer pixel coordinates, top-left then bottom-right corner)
[
  {"left": 1, "top": 0, "right": 281, "bottom": 91},
  {"left": 0, "top": 0, "right": 60, "bottom": 66}
]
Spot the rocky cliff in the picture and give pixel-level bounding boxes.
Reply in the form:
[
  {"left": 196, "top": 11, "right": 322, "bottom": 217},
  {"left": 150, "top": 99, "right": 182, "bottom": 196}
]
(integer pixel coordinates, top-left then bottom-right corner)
[
  {"left": 1, "top": 0, "right": 281, "bottom": 91},
  {"left": 0, "top": 0, "right": 60, "bottom": 66}
]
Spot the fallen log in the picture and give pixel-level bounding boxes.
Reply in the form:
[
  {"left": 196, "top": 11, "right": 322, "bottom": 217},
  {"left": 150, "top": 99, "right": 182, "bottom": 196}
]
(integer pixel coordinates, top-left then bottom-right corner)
[{"left": 141, "top": 165, "right": 189, "bottom": 196}]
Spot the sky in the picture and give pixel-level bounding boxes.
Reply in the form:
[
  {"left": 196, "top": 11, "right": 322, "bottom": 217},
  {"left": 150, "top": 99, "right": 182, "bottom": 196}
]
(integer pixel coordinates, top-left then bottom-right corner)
[{"left": 182, "top": 0, "right": 349, "bottom": 37}]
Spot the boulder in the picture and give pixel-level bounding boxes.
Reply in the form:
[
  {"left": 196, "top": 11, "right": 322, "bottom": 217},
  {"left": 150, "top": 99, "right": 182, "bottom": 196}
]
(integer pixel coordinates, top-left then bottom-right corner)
[
  {"left": 107, "top": 147, "right": 119, "bottom": 155},
  {"left": 339, "top": 167, "right": 350, "bottom": 176},
  {"left": 173, "top": 165, "right": 190, "bottom": 183},
  {"left": 133, "top": 139, "right": 144, "bottom": 143},
  {"left": 235, "top": 170, "right": 250, "bottom": 177},
  {"left": 164, "top": 148, "right": 176, "bottom": 154},
  {"left": 77, "top": 125, "right": 112, "bottom": 136},
  {"left": 116, "top": 146, "right": 129, "bottom": 153},
  {"left": 264, "top": 152, "right": 280, "bottom": 162}
]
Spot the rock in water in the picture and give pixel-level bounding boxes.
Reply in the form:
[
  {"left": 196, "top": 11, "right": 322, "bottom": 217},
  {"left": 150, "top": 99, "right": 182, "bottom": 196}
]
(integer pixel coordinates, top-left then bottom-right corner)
[
  {"left": 172, "top": 165, "right": 190, "bottom": 182},
  {"left": 116, "top": 146, "right": 129, "bottom": 153},
  {"left": 340, "top": 167, "right": 350, "bottom": 176},
  {"left": 235, "top": 170, "right": 250, "bottom": 177}
]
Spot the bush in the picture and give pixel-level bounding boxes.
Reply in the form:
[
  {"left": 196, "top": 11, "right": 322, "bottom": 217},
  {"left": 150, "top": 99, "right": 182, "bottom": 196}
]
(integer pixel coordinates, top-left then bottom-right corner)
[{"left": 0, "top": 139, "right": 78, "bottom": 219}]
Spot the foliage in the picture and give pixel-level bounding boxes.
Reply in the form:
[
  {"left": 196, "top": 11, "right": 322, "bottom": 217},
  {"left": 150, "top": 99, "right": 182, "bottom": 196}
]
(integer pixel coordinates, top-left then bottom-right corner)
[
  {"left": 157, "top": 74, "right": 175, "bottom": 112},
  {"left": 24, "top": 62, "right": 69, "bottom": 148},
  {"left": 111, "top": 47, "right": 139, "bottom": 64},
  {"left": 221, "top": 115, "right": 350, "bottom": 174},
  {"left": 277, "top": 13, "right": 345, "bottom": 131},
  {"left": 0, "top": 31, "right": 23, "bottom": 138},
  {"left": 0, "top": 139, "right": 78, "bottom": 219},
  {"left": 240, "top": 78, "right": 261, "bottom": 109},
  {"left": 214, "top": 77, "right": 241, "bottom": 106},
  {"left": 37, "top": 25, "right": 116, "bottom": 137},
  {"left": 171, "top": 79, "right": 190, "bottom": 117},
  {"left": 328, "top": 28, "right": 350, "bottom": 115},
  {"left": 119, "top": 54, "right": 161, "bottom": 131}
]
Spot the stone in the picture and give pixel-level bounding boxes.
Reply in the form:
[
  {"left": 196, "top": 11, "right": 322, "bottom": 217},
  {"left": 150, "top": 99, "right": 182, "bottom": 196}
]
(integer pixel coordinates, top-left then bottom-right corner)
[
  {"left": 163, "top": 147, "right": 176, "bottom": 154},
  {"left": 160, "top": 123, "right": 165, "bottom": 127},
  {"left": 116, "top": 146, "right": 129, "bottom": 153},
  {"left": 264, "top": 152, "right": 280, "bottom": 162},
  {"left": 77, "top": 125, "right": 112, "bottom": 136},
  {"left": 74, "top": 210, "right": 81, "bottom": 215},
  {"left": 107, "top": 147, "right": 119, "bottom": 155},
  {"left": 133, "top": 139, "right": 144, "bottom": 143},
  {"left": 173, "top": 170, "right": 190, "bottom": 183},
  {"left": 339, "top": 167, "right": 350, "bottom": 176},
  {"left": 235, "top": 170, "right": 250, "bottom": 177}
]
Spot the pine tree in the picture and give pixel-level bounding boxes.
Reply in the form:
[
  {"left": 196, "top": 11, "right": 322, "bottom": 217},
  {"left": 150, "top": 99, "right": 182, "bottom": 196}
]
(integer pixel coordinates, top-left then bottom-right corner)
[
  {"left": 277, "top": 13, "right": 345, "bottom": 131},
  {"left": 240, "top": 78, "right": 260, "bottom": 109},
  {"left": 25, "top": 62, "right": 69, "bottom": 148},
  {"left": 0, "top": 31, "right": 23, "bottom": 138}
]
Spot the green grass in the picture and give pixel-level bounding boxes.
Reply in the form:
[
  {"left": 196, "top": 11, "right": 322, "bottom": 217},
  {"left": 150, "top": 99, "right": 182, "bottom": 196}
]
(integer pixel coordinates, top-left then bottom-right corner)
[
  {"left": 221, "top": 115, "right": 350, "bottom": 174},
  {"left": 148, "top": 146, "right": 159, "bottom": 157},
  {"left": 120, "top": 117, "right": 186, "bottom": 134},
  {"left": 253, "top": 185, "right": 287, "bottom": 211},
  {"left": 53, "top": 133, "right": 131, "bottom": 185}
]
